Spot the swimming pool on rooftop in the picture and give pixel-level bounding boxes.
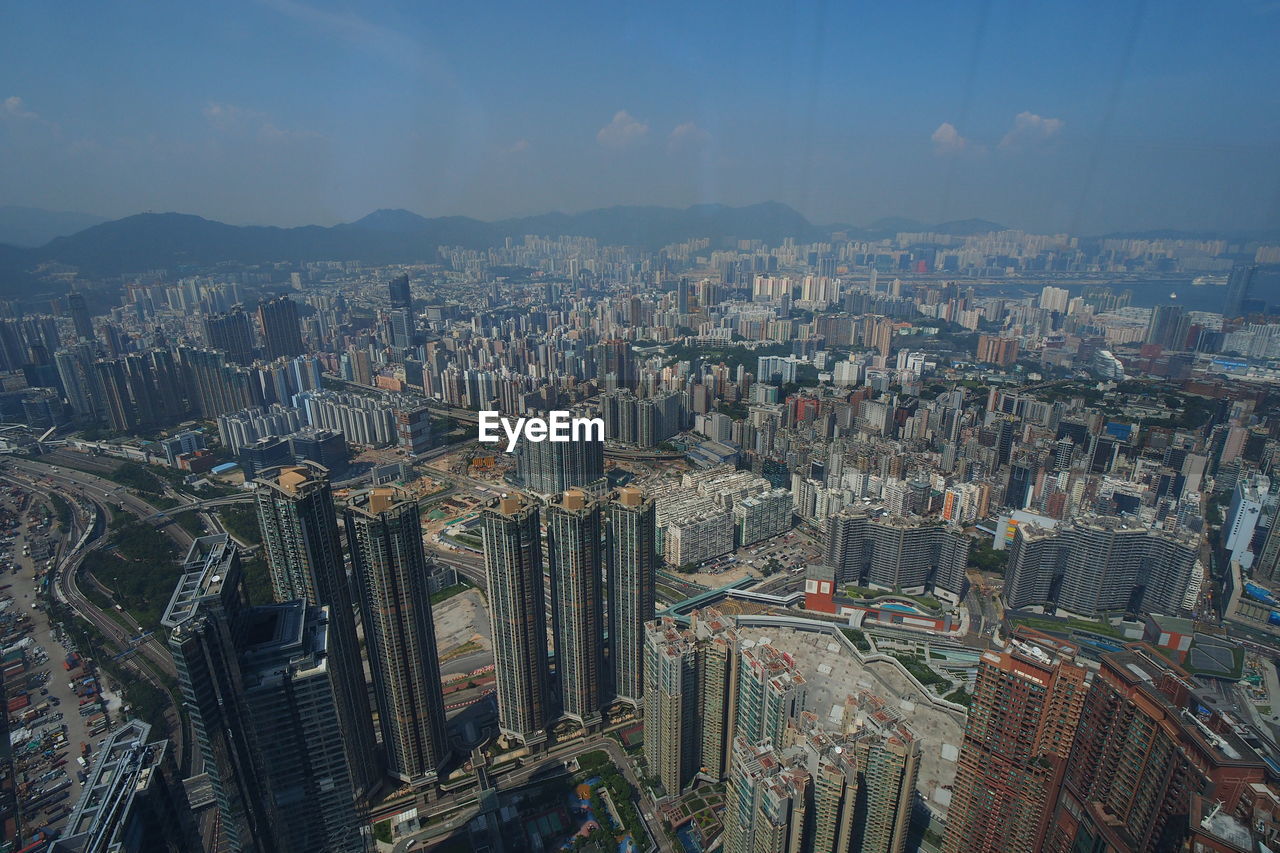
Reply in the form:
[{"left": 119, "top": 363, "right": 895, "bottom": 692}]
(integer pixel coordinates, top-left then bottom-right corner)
[{"left": 876, "top": 599, "right": 926, "bottom": 614}]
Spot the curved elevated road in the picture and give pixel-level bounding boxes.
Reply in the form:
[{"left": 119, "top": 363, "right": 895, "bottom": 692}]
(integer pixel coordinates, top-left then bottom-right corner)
[{"left": 0, "top": 457, "right": 189, "bottom": 764}]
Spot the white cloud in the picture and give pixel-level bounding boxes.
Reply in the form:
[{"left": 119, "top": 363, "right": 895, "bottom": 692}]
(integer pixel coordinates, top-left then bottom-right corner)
[
  {"left": 931, "top": 122, "right": 968, "bottom": 154},
  {"left": 668, "top": 121, "right": 711, "bottom": 151},
  {"left": 999, "top": 111, "right": 1064, "bottom": 150},
  {"left": 203, "top": 101, "right": 247, "bottom": 129},
  {"left": 204, "top": 101, "right": 319, "bottom": 144},
  {"left": 505, "top": 139, "right": 530, "bottom": 154},
  {"left": 597, "top": 110, "right": 649, "bottom": 148},
  {"left": 1, "top": 96, "right": 39, "bottom": 121}
]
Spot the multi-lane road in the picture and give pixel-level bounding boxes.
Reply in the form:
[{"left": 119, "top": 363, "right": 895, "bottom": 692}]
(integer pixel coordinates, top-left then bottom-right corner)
[{"left": 0, "top": 457, "right": 189, "bottom": 765}]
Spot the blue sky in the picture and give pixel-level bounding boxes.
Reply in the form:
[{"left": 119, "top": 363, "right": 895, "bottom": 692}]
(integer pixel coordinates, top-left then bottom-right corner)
[{"left": 2, "top": 0, "right": 1278, "bottom": 233}]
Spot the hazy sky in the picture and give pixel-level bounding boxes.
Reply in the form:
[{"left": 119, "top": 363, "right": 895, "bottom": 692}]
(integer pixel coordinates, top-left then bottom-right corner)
[{"left": 2, "top": 0, "right": 1279, "bottom": 234}]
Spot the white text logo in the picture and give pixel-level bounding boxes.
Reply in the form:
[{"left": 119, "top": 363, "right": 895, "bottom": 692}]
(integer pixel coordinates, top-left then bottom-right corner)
[{"left": 477, "top": 411, "right": 604, "bottom": 452}]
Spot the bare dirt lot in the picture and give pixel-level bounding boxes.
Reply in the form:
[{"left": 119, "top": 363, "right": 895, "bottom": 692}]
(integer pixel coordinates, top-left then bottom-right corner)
[{"left": 434, "top": 589, "right": 492, "bottom": 676}]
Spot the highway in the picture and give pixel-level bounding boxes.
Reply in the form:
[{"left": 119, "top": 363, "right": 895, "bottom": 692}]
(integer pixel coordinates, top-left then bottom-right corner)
[
  {"left": 0, "top": 457, "right": 189, "bottom": 766},
  {"left": 137, "top": 492, "right": 254, "bottom": 523},
  {"left": 8, "top": 455, "right": 197, "bottom": 549},
  {"left": 431, "top": 546, "right": 486, "bottom": 588},
  {"left": 0, "top": 466, "right": 181, "bottom": 681}
]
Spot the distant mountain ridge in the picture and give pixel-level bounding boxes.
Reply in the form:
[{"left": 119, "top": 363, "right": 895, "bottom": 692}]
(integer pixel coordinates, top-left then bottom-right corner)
[
  {"left": 0, "top": 202, "right": 835, "bottom": 282},
  {"left": 0, "top": 202, "right": 1095, "bottom": 289}
]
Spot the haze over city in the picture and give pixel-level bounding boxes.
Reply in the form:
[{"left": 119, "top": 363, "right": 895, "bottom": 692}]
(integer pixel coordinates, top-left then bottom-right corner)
[
  {"left": 3, "top": 0, "right": 1280, "bottom": 234},
  {"left": 7, "top": 4, "right": 1280, "bottom": 853}
]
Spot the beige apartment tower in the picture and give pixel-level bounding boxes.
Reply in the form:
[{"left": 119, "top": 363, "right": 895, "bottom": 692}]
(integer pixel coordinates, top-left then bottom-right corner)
[
  {"left": 546, "top": 490, "right": 605, "bottom": 727},
  {"left": 482, "top": 493, "right": 551, "bottom": 746}
]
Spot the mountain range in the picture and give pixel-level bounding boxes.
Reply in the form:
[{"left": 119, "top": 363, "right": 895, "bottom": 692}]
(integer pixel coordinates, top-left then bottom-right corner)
[{"left": 0, "top": 202, "right": 1019, "bottom": 291}]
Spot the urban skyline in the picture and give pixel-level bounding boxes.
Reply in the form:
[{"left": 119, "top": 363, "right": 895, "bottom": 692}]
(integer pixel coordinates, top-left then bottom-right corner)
[
  {"left": 4, "top": 2, "right": 1280, "bottom": 235},
  {"left": 5, "top": 224, "right": 1280, "bottom": 852},
  {"left": 5, "top": 5, "right": 1280, "bottom": 852}
]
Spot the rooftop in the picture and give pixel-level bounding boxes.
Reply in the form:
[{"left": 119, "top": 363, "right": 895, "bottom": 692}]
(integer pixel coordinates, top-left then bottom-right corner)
[
  {"left": 241, "top": 601, "right": 331, "bottom": 689},
  {"left": 1104, "top": 646, "right": 1262, "bottom": 768},
  {"left": 56, "top": 720, "right": 168, "bottom": 852},
  {"left": 734, "top": 623, "right": 963, "bottom": 812},
  {"left": 160, "top": 534, "right": 236, "bottom": 628}
]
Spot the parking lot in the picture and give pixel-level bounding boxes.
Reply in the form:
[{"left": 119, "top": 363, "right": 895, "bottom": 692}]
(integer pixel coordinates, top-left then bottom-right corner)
[
  {"left": 2, "top": 485, "right": 115, "bottom": 838},
  {"left": 682, "top": 527, "right": 825, "bottom": 585},
  {"left": 738, "top": 527, "right": 824, "bottom": 574}
]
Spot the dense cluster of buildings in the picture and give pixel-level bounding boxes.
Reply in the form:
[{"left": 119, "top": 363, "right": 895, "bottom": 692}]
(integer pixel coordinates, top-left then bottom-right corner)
[
  {"left": 1003, "top": 515, "right": 1200, "bottom": 617},
  {"left": 824, "top": 507, "right": 971, "bottom": 602},
  {"left": 13, "top": 224, "right": 1280, "bottom": 853},
  {"left": 943, "top": 631, "right": 1280, "bottom": 853},
  {"left": 643, "top": 610, "right": 921, "bottom": 853},
  {"left": 642, "top": 466, "right": 793, "bottom": 567},
  {"left": 481, "top": 487, "right": 657, "bottom": 744}
]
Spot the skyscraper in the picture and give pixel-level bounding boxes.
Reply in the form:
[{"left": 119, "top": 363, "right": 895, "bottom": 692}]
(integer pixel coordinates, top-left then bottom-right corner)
[
  {"left": 735, "top": 643, "right": 806, "bottom": 747},
  {"left": 594, "top": 339, "right": 636, "bottom": 388},
  {"left": 162, "top": 535, "right": 367, "bottom": 853},
  {"left": 1145, "top": 303, "right": 1189, "bottom": 349},
  {"left": 1044, "top": 645, "right": 1269, "bottom": 852},
  {"left": 976, "top": 334, "right": 1019, "bottom": 366},
  {"left": 853, "top": 726, "right": 920, "bottom": 853},
  {"left": 481, "top": 494, "right": 551, "bottom": 746},
  {"left": 52, "top": 719, "right": 200, "bottom": 853},
  {"left": 179, "top": 346, "right": 262, "bottom": 417},
  {"left": 93, "top": 358, "right": 137, "bottom": 431},
  {"left": 67, "top": 289, "right": 94, "bottom": 340},
  {"left": 546, "top": 490, "right": 604, "bottom": 727},
  {"left": 515, "top": 427, "right": 606, "bottom": 495},
  {"left": 204, "top": 306, "right": 258, "bottom": 365},
  {"left": 606, "top": 487, "right": 657, "bottom": 706},
  {"left": 237, "top": 601, "right": 369, "bottom": 853},
  {"left": 54, "top": 344, "right": 100, "bottom": 422},
  {"left": 1252, "top": 510, "right": 1280, "bottom": 583},
  {"left": 254, "top": 463, "right": 381, "bottom": 795},
  {"left": 643, "top": 609, "right": 739, "bottom": 793},
  {"left": 388, "top": 274, "right": 416, "bottom": 349},
  {"left": 942, "top": 633, "right": 1087, "bottom": 853},
  {"left": 1224, "top": 263, "right": 1257, "bottom": 318},
  {"left": 723, "top": 737, "right": 810, "bottom": 853},
  {"left": 344, "top": 487, "right": 449, "bottom": 785},
  {"left": 123, "top": 352, "right": 162, "bottom": 427},
  {"left": 824, "top": 507, "right": 970, "bottom": 602},
  {"left": 395, "top": 403, "right": 432, "bottom": 456},
  {"left": 600, "top": 389, "right": 685, "bottom": 448},
  {"left": 789, "top": 710, "right": 921, "bottom": 853},
  {"left": 695, "top": 610, "right": 740, "bottom": 782},
  {"left": 1003, "top": 515, "right": 1198, "bottom": 617},
  {"left": 143, "top": 348, "right": 187, "bottom": 423},
  {"left": 257, "top": 295, "right": 305, "bottom": 360},
  {"left": 389, "top": 308, "right": 415, "bottom": 350},
  {"left": 388, "top": 274, "right": 412, "bottom": 310},
  {"left": 802, "top": 729, "right": 860, "bottom": 853},
  {"left": 1038, "top": 285, "right": 1070, "bottom": 313},
  {"left": 643, "top": 619, "right": 698, "bottom": 794}
]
